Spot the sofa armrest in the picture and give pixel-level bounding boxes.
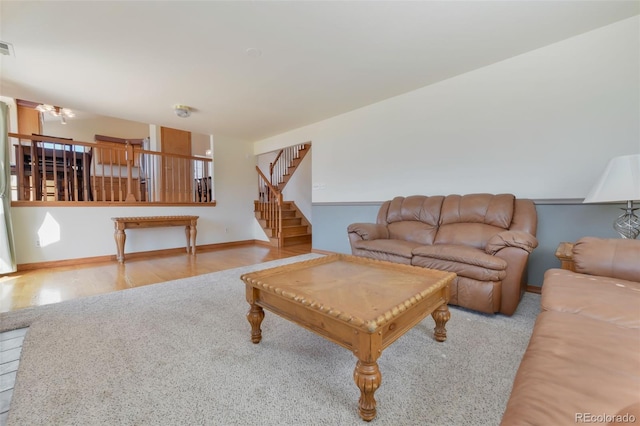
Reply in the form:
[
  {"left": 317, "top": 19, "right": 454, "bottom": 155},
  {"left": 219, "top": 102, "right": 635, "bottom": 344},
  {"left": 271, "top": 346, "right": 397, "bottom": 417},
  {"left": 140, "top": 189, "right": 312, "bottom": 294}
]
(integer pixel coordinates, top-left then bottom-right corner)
[
  {"left": 485, "top": 230, "right": 538, "bottom": 255},
  {"left": 347, "top": 223, "right": 389, "bottom": 241},
  {"left": 573, "top": 237, "right": 640, "bottom": 282}
]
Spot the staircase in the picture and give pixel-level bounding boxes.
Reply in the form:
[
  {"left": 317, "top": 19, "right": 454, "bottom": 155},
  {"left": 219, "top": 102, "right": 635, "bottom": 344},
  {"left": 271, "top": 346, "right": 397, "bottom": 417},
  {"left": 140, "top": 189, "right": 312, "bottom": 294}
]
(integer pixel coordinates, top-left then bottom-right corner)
[
  {"left": 255, "top": 143, "right": 312, "bottom": 247},
  {"left": 254, "top": 200, "right": 312, "bottom": 247},
  {"left": 269, "top": 143, "right": 311, "bottom": 191}
]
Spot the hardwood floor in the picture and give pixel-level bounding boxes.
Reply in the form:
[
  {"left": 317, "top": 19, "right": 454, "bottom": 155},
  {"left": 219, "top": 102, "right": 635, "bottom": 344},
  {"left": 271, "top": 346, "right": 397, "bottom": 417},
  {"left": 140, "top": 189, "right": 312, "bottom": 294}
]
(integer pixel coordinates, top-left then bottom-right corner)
[{"left": 0, "top": 242, "right": 312, "bottom": 314}]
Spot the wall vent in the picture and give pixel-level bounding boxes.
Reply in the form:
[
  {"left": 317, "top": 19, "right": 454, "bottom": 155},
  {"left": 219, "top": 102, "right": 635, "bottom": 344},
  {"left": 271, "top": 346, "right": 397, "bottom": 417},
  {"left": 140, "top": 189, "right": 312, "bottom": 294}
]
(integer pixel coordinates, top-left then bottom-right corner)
[{"left": 0, "top": 41, "right": 14, "bottom": 56}]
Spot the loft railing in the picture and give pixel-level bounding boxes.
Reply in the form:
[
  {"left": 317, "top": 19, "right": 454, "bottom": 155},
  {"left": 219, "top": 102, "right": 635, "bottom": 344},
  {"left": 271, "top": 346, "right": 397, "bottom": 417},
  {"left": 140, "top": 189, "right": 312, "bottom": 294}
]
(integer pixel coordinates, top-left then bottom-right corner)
[
  {"left": 269, "top": 143, "right": 306, "bottom": 190},
  {"left": 9, "top": 133, "right": 214, "bottom": 205},
  {"left": 256, "top": 166, "right": 283, "bottom": 247}
]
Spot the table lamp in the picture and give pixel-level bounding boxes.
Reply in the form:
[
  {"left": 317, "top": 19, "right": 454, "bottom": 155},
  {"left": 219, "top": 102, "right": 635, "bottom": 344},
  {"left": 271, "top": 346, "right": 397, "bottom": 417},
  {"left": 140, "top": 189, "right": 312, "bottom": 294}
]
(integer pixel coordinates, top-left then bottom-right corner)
[{"left": 583, "top": 154, "right": 640, "bottom": 239}]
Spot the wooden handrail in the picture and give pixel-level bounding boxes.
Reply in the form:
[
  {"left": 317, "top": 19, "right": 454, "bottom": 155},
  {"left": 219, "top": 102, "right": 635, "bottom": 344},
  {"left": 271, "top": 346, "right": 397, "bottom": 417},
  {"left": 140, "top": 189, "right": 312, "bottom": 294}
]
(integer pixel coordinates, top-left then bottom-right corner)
[
  {"left": 269, "top": 149, "right": 284, "bottom": 182},
  {"left": 268, "top": 144, "right": 308, "bottom": 191},
  {"left": 256, "top": 166, "right": 280, "bottom": 198},
  {"left": 9, "top": 132, "right": 214, "bottom": 205},
  {"left": 255, "top": 166, "right": 283, "bottom": 247}
]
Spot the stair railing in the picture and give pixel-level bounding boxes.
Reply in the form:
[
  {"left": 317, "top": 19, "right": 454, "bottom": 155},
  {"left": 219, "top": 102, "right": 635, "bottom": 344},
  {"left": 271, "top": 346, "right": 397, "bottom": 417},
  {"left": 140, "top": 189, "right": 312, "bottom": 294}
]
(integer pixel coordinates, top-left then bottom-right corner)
[
  {"left": 269, "top": 144, "right": 306, "bottom": 190},
  {"left": 256, "top": 166, "right": 283, "bottom": 247}
]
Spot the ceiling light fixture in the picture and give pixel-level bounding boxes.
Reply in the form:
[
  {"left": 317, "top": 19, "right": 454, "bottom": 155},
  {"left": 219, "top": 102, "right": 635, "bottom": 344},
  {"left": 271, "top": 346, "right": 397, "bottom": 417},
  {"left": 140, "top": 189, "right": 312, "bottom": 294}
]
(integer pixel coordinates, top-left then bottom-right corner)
[
  {"left": 245, "top": 47, "right": 262, "bottom": 58},
  {"left": 36, "top": 104, "right": 75, "bottom": 124},
  {"left": 174, "top": 104, "right": 191, "bottom": 118}
]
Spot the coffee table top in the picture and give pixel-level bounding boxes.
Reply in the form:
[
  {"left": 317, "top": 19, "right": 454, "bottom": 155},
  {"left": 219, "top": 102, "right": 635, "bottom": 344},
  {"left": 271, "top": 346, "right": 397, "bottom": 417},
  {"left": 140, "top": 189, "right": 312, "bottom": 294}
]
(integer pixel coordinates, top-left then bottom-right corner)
[{"left": 241, "top": 254, "right": 455, "bottom": 332}]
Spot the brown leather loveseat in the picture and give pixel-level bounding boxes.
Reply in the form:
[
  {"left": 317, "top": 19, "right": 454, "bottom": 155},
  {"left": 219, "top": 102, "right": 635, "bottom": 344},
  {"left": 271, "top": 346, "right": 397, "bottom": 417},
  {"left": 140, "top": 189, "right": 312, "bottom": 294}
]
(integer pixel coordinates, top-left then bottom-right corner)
[
  {"left": 348, "top": 193, "right": 538, "bottom": 315},
  {"left": 502, "top": 237, "right": 640, "bottom": 425}
]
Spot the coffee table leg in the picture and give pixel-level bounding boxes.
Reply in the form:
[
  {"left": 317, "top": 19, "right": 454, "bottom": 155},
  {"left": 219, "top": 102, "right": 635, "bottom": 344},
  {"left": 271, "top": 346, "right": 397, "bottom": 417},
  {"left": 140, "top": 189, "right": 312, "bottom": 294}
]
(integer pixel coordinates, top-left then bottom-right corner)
[
  {"left": 353, "top": 360, "right": 381, "bottom": 421},
  {"left": 247, "top": 303, "right": 265, "bottom": 344},
  {"left": 432, "top": 304, "right": 451, "bottom": 342}
]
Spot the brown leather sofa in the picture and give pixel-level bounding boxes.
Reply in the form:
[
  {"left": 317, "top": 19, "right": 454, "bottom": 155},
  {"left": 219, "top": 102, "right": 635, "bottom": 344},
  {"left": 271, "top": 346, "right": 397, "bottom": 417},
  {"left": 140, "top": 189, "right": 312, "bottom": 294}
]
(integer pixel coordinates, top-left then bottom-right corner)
[
  {"left": 347, "top": 194, "right": 538, "bottom": 315},
  {"left": 502, "top": 237, "right": 640, "bottom": 425}
]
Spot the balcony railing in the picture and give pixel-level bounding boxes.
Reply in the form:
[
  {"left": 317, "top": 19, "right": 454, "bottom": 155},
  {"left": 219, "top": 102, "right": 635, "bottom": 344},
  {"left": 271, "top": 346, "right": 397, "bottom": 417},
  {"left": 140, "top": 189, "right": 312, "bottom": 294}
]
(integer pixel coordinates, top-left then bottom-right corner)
[{"left": 9, "top": 133, "right": 214, "bottom": 205}]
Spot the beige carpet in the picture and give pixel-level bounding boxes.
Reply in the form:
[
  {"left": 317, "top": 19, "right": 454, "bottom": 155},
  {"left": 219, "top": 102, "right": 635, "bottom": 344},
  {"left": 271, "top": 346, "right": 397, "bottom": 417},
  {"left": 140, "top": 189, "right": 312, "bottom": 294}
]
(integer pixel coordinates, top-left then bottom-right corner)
[{"left": 0, "top": 254, "right": 539, "bottom": 425}]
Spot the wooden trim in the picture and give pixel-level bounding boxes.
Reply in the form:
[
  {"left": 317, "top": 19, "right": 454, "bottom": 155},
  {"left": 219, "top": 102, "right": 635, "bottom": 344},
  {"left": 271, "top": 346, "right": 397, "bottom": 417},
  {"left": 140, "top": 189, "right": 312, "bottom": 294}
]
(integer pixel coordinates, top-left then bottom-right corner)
[
  {"left": 11, "top": 201, "right": 217, "bottom": 207},
  {"left": 311, "top": 248, "right": 337, "bottom": 255},
  {"left": 16, "top": 99, "right": 40, "bottom": 109},
  {"left": 312, "top": 199, "right": 590, "bottom": 207},
  {"left": 95, "top": 134, "right": 145, "bottom": 145},
  {"left": 31, "top": 133, "right": 73, "bottom": 141},
  {"left": 16, "top": 239, "right": 259, "bottom": 271},
  {"left": 526, "top": 285, "right": 542, "bottom": 294},
  {"left": 254, "top": 239, "right": 274, "bottom": 247},
  {"left": 555, "top": 242, "right": 576, "bottom": 272}
]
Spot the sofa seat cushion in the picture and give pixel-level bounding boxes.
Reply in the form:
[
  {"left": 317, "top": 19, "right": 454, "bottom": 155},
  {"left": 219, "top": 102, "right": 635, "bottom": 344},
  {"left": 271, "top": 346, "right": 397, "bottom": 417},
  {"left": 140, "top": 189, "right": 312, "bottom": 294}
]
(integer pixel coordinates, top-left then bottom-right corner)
[
  {"left": 352, "top": 239, "right": 421, "bottom": 260},
  {"left": 501, "top": 311, "right": 640, "bottom": 425},
  {"left": 542, "top": 269, "right": 640, "bottom": 329},
  {"left": 412, "top": 244, "right": 507, "bottom": 282}
]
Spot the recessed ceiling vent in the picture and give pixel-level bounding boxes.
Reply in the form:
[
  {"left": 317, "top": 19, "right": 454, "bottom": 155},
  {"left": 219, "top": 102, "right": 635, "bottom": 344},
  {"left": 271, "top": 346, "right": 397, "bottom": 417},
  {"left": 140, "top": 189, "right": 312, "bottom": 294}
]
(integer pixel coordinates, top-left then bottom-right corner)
[{"left": 0, "top": 41, "right": 14, "bottom": 56}]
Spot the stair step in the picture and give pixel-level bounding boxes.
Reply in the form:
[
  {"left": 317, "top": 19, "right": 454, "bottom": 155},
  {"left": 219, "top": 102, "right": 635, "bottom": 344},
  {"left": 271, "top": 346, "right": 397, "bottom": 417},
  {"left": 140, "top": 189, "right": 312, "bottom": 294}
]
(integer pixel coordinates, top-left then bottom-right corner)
[
  {"left": 281, "top": 225, "right": 308, "bottom": 237},
  {"left": 259, "top": 218, "right": 302, "bottom": 227},
  {"left": 283, "top": 234, "right": 312, "bottom": 246},
  {"left": 254, "top": 209, "right": 297, "bottom": 220},
  {"left": 269, "top": 234, "right": 311, "bottom": 246}
]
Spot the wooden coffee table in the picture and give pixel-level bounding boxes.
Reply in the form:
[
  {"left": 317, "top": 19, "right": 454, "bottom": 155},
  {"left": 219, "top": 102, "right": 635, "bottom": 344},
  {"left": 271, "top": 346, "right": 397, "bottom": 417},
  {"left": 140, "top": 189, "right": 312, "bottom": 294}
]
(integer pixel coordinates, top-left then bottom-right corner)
[{"left": 240, "top": 254, "right": 455, "bottom": 421}]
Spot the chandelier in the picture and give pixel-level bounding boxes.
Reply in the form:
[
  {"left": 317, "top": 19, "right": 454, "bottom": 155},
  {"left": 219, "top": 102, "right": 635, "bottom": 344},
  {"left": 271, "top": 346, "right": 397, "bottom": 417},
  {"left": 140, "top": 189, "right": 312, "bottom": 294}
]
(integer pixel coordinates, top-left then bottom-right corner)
[{"left": 36, "top": 104, "right": 75, "bottom": 124}]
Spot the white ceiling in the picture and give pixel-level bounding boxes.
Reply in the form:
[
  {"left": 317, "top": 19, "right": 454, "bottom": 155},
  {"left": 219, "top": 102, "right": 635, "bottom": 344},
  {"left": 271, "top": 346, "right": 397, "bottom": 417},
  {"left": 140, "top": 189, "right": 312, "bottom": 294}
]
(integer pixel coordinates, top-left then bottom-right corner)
[{"left": 1, "top": 1, "right": 638, "bottom": 141}]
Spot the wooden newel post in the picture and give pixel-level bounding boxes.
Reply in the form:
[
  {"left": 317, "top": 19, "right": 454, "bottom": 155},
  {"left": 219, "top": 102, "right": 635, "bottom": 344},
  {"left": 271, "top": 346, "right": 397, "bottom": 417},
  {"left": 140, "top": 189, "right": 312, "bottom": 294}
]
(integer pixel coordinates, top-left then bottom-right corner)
[{"left": 124, "top": 142, "right": 136, "bottom": 202}]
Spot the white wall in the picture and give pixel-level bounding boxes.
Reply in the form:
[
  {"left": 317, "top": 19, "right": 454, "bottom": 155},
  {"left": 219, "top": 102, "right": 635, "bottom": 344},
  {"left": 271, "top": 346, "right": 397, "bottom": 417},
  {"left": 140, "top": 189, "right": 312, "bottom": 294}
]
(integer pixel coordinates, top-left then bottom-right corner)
[
  {"left": 44, "top": 116, "right": 213, "bottom": 157},
  {"left": 191, "top": 132, "right": 211, "bottom": 157},
  {"left": 12, "top": 133, "right": 257, "bottom": 265},
  {"left": 254, "top": 17, "right": 640, "bottom": 202},
  {"left": 43, "top": 115, "right": 149, "bottom": 142}
]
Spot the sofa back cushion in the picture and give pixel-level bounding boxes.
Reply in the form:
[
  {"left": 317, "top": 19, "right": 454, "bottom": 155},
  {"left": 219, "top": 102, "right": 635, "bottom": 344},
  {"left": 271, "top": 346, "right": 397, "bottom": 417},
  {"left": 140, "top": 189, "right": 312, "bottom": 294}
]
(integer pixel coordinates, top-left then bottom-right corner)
[
  {"left": 434, "top": 194, "right": 515, "bottom": 249},
  {"left": 573, "top": 237, "right": 640, "bottom": 282},
  {"left": 378, "top": 195, "right": 444, "bottom": 245}
]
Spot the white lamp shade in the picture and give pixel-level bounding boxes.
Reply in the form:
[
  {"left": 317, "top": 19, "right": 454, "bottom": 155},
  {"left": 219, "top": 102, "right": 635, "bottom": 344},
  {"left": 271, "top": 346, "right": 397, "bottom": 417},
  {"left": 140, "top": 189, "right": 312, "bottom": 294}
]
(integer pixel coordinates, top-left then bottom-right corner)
[{"left": 584, "top": 154, "right": 640, "bottom": 203}]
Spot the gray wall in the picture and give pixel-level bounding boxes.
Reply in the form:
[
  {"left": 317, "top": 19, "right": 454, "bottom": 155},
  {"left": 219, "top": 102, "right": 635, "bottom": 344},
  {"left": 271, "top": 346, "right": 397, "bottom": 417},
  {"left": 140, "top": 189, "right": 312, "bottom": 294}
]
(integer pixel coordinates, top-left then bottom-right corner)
[{"left": 311, "top": 201, "right": 623, "bottom": 287}]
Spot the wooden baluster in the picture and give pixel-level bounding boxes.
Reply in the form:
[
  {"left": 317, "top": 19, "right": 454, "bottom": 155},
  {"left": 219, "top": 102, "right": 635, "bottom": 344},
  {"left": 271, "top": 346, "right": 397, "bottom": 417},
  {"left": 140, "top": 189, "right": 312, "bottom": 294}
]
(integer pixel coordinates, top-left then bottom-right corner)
[
  {"left": 16, "top": 143, "right": 25, "bottom": 201},
  {"left": 82, "top": 150, "right": 89, "bottom": 201},
  {"left": 179, "top": 157, "right": 183, "bottom": 203},
  {"left": 58, "top": 144, "right": 66, "bottom": 201},
  {"left": 102, "top": 147, "right": 108, "bottom": 202},
  {"left": 150, "top": 152, "right": 156, "bottom": 202},
  {"left": 277, "top": 192, "right": 283, "bottom": 247},
  {"left": 51, "top": 144, "right": 58, "bottom": 201},
  {"left": 125, "top": 142, "right": 136, "bottom": 202},
  {"left": 170, "top": 157, "right": 175, "bottom": 203},
  {"left": 72, "top": 149, "right": 79, "bottom": 201},
  {"left": 117, "top": 149, "right": 123, "bottom": 202},
  {"left": 110, "top": 149, "right": 116, "bottom": 202},
  {"left": 39, "top": 141, "right": 46, "bottom": 200}
]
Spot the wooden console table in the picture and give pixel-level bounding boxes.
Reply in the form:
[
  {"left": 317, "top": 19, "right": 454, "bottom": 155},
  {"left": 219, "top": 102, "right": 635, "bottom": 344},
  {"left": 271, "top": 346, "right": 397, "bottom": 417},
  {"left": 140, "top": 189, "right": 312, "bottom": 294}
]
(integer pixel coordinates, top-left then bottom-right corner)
[{"left": 111, "top": 216, "right": 199, "bottom": 263}]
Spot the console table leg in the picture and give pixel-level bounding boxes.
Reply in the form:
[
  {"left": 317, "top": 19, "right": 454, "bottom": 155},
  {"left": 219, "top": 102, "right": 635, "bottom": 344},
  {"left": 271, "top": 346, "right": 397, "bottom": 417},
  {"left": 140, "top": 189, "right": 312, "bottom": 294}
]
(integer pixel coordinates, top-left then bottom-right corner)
[
  {"left": 432, "top": 304, "right": 450, "bottom": 342},
  {"left": 114, "top": 228, "right": 126, "bottom": 263},
  {"left": 353, "top": 360, "right": 381, "bottom": 421},
  {"left": 247, "top": 303, "right": 265, "bottom": 344},
  {"left": 190, "top": 222, "right": 197, "bottom": 255},
  {"left": 184, "top": 226, "right": 191, "bottom": 254}
]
